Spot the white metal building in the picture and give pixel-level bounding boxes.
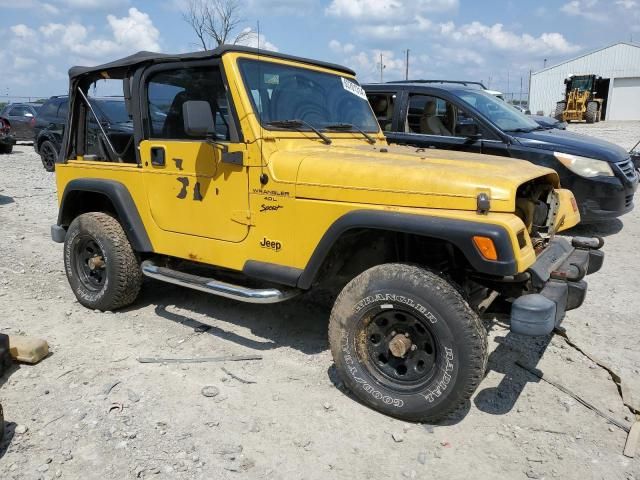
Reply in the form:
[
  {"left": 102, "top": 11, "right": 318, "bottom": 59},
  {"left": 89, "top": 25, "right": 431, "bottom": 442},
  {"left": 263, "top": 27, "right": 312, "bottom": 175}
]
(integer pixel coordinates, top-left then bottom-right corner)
[{"left": 529, "top": 42, "right": 640, "bottom": 120}]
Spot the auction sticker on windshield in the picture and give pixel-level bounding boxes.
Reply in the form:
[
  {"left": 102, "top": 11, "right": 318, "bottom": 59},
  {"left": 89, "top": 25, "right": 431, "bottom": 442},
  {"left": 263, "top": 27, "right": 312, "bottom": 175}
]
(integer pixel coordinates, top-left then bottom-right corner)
[{"left": 341, "top": 78, "right": 368, "bottom": 100}]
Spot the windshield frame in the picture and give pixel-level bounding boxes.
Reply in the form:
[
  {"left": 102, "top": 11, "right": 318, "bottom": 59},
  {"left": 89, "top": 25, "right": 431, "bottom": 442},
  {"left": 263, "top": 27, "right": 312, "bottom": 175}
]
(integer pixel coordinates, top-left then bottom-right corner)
[
  {"left": 452, "top": 88, "right": 541, "bottom": 133},
  {"left": 236, "top": 57, "right": 381, "bottom": 135}
]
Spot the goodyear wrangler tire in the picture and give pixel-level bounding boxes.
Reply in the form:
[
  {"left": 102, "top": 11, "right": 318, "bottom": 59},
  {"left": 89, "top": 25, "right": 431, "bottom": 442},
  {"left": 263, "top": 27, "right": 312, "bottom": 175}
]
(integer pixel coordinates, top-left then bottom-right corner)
[
  {"left": 64, "top": 212, "right": 142, "bottom": 311},
  {"left": 328, "top": 264, "right": 487, "bottom": 422}
]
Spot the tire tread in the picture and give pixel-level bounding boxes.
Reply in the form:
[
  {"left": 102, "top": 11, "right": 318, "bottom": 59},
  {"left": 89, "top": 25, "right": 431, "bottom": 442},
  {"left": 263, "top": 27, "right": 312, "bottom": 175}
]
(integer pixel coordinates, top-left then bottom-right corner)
[
  {"left": 328, "top": 263, "right": 488, "bottom": 422},
  {"left": 66, "top": 212, "right": 142, "bottom": 311}
]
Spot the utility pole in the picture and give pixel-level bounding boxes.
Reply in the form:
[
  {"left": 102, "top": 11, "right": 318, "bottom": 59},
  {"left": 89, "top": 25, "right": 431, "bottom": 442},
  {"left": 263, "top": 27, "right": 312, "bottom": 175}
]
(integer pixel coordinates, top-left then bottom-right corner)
[
  {"left": 507, "top": 71, "right": 510, "bottom": 102},
  {"left": 520, "top": 76, "right": 523, "bottom": 106},
  {"left": 528, "top": 69, "right": 532, "bottom": 110},
  {"left": 377, "top": 53, "right": 386, "bottom": 83},
  {"left": 405, "top": 49, "right": 410, "bottom": 81}
]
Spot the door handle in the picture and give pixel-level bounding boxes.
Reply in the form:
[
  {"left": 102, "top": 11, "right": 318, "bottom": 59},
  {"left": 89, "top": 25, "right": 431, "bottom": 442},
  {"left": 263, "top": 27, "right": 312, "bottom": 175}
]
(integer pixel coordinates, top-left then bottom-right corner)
[{"left": 151, "top": 147, "right": 165, "bottom": 167}]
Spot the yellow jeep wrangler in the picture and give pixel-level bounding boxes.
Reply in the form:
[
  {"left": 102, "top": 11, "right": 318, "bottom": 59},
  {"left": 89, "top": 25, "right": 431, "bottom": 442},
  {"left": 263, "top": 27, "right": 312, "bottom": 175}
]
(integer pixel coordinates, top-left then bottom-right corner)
[{"left": 52, "top": 46, "right": 604, "bottom": 421}]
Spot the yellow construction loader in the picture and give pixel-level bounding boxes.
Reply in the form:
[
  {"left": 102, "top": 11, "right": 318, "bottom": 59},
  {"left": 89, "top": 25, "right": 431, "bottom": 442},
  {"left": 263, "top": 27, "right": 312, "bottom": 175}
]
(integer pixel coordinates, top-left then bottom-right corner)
[{"left": 555, "top": 75, "right": 605, "bottom": 123}]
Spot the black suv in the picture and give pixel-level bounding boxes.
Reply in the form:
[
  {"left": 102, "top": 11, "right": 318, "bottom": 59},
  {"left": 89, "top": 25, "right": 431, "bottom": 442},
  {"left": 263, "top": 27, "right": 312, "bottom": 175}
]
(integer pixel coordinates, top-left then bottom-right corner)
[
  {"left": 364, "top": 82, "right": 639, "bottom": 223},
  {"left": 34, "top": 96, "right": 134, "bottom": 172}
]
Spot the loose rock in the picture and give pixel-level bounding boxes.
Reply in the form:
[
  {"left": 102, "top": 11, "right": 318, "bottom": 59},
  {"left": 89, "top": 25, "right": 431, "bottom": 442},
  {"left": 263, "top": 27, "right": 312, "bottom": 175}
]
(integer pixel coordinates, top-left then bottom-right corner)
[
  {"left": 201, "top": 386, "right": 220, "bottom": 398},
  {"left": 14, "top": 424, "right": 28, "bottom": 434}
]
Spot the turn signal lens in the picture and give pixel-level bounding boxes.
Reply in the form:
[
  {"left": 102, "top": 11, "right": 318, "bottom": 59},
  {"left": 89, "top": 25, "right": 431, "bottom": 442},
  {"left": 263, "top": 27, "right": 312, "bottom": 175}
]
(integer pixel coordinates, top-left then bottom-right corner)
[{"left": 473, "top": 236, "right": 498, "bottom": 261}]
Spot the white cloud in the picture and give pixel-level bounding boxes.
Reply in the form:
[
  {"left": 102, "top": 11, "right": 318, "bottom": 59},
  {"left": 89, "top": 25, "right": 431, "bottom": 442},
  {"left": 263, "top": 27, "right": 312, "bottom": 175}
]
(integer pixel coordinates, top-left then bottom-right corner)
[
  {"left": 353, "top": 15, "right": 432, "bottom": 39},
  {"left": 13, "top": 56, "right": 38, "bottom": 70},
  {"left": 616, "top": 0, "right": 637, "bottom": 7},
  {"left": 107, "top": 8, "right": 160, "bottom": 52},
  {"left": 246, "top": 0, "right": 316, "bottom": 14},
  {"left": 61, "top": 0, "right": 129, "bottom": 8},
  {"left": 37, "top": 8, "right": 160, "bottom": 59},
  {"left": 560, "top": 0, "right": 603, "bottom": 20},
  {"left": 344, "top": 49, "right": 407, "bottom": 82},
  {"left": 439, "top": 21, "right": 580, "bottom": 55},
  {"left": 236, "top": 28, "right": 278, "bottom": 52},
  {"left": 0, "top": 0, "right": 126, "bottom": 11},
  {"left": 326, "top": 0, "right": 457, "bottom": 20},
  {"left": 42, "top": 3, "right": 60, "bottom": 14},
  {"left": 10, "top": 24, "right": 37, "bottom": 40},
  {"left": 329, "top": 39, "right": 355, "bottom": 54}
]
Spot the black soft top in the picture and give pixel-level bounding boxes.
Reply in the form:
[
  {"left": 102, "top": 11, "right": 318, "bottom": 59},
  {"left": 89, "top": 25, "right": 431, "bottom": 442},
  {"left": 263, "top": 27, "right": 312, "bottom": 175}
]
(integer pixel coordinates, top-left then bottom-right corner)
[{"left": 68, "top": 45, "right": 355, "bottom": 80}]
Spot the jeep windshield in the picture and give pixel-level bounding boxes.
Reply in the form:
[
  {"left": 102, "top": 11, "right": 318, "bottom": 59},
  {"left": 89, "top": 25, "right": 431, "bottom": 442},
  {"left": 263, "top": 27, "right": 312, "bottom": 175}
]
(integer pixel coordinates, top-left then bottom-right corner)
[
  {"left": 453, "top": 89, "right": 540, "bottom": 133},
  {"left": 238, "top": 58, "right": 380, "bottom": 134}
]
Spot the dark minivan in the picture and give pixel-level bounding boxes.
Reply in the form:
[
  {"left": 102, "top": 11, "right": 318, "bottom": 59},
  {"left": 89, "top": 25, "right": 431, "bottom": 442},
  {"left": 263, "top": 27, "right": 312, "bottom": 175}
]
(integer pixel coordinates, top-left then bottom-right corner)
[{"left": 364, "top": 82, "right": 638, "bottom": 223}]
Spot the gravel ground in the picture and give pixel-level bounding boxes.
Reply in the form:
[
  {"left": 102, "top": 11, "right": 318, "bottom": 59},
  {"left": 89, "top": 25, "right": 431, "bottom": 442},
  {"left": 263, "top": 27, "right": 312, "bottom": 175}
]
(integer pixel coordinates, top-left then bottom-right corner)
[{"left": 1, "top": 123, "right": 639, "bottom": 480}]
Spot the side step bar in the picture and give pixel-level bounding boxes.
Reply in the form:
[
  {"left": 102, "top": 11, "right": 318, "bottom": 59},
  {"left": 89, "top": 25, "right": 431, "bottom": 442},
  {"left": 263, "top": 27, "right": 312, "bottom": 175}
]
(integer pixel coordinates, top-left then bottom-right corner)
[{"left": 141, "top": 260, "right": 300, "bottom": 304}]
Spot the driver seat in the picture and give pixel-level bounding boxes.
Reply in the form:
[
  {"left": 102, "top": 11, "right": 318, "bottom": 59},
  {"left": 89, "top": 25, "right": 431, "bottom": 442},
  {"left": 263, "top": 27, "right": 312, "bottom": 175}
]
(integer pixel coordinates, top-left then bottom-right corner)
[{"left": 420, "top": 101, "right": 451, "bottom": 136}]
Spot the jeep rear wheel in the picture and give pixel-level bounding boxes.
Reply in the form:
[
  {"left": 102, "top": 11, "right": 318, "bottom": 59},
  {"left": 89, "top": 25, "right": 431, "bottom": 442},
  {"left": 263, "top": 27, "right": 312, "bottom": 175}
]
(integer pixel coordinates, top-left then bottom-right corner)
[
  {"left": 0, "top": 144, "right": 13, "bottom": 154},
  {"left": 39, "top": 140, "right": 57, "bottom": 172},
  {"left": 64, "top": 212, "right": 142, "bottom": 311},
  {"left": 328, "top": 264, "right": 487, "bottom": 422}
]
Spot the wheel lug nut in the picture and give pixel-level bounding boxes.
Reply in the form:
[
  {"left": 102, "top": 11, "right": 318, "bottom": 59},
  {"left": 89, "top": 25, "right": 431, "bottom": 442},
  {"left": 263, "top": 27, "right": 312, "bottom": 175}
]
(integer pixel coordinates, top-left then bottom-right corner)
[
  {"left": 390, "top": 331, "right": 396, "bottom": 337},
  {"left": 410, "top": 345, "right": 417, "bottom": 351},
  {"left": 404, "top": 333, "right": 410, "bottom": 338}
]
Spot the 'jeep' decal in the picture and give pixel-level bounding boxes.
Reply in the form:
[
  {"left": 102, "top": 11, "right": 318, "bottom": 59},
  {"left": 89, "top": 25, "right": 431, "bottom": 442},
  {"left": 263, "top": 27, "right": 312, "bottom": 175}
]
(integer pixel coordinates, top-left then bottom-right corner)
[{"left": 260, "top": 237, "right": 282, "bottom": 251}]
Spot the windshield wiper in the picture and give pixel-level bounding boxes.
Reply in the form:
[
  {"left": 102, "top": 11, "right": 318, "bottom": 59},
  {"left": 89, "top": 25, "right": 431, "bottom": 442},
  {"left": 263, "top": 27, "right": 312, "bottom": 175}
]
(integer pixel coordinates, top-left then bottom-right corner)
[
  {"left": 265, "top": 119, "right": 331, "bottom": 145},
  {"left": 324, "top": 123, "right": 376, "bottom": 144}
]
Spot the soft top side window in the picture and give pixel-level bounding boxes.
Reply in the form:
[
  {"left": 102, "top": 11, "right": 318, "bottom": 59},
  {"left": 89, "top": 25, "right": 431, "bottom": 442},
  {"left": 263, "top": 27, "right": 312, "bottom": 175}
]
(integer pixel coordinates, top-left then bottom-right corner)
[{"left": 146, "top": 67, "right": 230, "bottom": 141}]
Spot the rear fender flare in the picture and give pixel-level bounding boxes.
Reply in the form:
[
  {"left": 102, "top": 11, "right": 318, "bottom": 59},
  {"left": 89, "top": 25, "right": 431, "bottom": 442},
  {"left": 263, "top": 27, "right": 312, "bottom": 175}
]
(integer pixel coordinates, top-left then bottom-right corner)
[{"left": 57, "top": 179, "right": 153, "bottom": 252}]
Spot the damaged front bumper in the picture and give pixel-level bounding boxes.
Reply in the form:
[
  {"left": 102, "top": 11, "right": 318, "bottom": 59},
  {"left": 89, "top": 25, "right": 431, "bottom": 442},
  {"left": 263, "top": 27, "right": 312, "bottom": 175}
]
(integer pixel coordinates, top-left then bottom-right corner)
[{"left": 510, "top": 236, "right": 604, "bottom": 336}]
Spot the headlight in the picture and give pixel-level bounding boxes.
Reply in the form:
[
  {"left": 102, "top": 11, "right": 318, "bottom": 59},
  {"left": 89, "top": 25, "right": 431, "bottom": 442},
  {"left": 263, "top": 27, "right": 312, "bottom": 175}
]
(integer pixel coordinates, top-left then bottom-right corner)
[{"left": 554, "top": 152, "right": 614, "bottom": 177}]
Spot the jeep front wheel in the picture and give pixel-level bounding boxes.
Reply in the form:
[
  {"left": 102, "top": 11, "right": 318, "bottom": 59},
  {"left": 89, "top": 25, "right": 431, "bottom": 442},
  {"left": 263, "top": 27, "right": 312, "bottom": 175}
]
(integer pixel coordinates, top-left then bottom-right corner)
[
  {"left": 328, "top": 264, "right": 487, "bottom": 422},
  {"left": 64, "top": 212, "right": 142, "bottom": 311}
]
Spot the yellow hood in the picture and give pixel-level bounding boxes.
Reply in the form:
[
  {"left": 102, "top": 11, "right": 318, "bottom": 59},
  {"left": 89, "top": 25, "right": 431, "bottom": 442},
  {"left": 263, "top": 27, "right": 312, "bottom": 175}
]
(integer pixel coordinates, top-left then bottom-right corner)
[{"left": 269, "top": 143, "right": 559, "bottom": 213}]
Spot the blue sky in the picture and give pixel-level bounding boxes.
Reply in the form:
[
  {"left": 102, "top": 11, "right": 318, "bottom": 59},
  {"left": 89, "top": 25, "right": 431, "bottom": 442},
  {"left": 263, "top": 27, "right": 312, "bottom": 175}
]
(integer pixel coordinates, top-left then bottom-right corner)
[{"left": 1, "top": 0, "right": 638, "bottom": 101}]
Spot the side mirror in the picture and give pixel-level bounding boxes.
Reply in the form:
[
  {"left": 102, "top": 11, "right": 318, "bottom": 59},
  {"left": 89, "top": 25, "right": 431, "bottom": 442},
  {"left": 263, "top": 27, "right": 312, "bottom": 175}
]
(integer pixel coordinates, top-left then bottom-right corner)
[{"left": 183, "top": 100, "right": 214, "bottom": 137}]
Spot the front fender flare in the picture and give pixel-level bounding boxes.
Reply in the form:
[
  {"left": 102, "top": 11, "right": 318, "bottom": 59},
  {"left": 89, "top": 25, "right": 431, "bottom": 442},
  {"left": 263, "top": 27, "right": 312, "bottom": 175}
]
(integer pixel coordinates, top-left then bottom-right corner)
[{"left": 296, "top": 210, "right": 517, "bottom": 289}]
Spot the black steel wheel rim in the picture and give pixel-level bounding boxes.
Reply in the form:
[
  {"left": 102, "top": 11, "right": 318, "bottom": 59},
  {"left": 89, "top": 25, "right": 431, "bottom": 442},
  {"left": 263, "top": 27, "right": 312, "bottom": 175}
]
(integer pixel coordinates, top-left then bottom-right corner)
[
  {"left": 41, "top": 143, "right": 56, "bottom": 169},
  {"left": 73, "top": 236, "right": 106, "bottom": 291},
  {"left": 358, "top": 308, "right": 439, "bottom": 390}
]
